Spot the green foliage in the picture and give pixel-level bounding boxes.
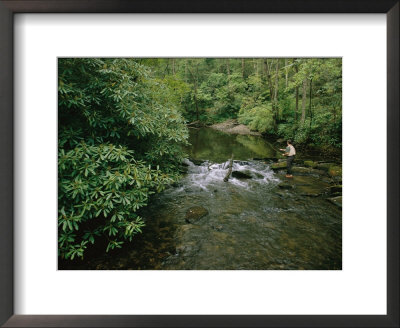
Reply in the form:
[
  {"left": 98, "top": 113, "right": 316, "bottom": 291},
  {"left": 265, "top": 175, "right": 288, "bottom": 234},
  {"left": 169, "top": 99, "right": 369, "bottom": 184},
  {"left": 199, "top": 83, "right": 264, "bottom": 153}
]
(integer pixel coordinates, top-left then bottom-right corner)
[
  {"left": 58, "top": 58, "right": 188, "bottom": 259},
  {"left": 238, "top": 103, "right": 275, "bottom": 133}
]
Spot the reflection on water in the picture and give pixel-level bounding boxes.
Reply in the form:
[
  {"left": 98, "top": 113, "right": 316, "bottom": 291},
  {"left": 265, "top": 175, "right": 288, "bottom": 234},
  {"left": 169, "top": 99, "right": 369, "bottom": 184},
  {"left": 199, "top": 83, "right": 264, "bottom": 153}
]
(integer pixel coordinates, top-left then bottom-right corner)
[
  {"left": 60, "top": 128, "right": 342, "bottom": 270},
  {"left": 186, "top": 128, "right": 279, "bottom": 162}
]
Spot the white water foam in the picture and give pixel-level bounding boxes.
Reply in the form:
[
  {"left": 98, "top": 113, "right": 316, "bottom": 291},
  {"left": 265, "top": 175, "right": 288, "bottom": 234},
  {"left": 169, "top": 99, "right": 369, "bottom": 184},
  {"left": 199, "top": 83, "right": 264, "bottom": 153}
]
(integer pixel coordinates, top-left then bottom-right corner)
[{"left": 183, "top": 159, "right": 279, "bottom": 191}]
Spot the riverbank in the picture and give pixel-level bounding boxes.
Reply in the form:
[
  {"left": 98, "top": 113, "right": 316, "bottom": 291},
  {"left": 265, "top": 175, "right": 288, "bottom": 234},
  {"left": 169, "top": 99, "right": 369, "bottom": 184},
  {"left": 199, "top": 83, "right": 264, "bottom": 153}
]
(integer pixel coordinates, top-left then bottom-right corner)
[
  {"left": 201, "top": 119, "right": 341, "bottom": 162},
  {"left": 209, "top": 119, "right": 261, "bottom": 136}
]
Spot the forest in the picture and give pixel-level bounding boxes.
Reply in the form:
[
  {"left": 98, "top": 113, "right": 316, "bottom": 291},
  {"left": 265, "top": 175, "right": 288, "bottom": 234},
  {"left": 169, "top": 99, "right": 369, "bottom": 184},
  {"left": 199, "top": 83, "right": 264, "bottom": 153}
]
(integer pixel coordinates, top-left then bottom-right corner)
[{"left": 58, "top": 58, "right": 342, "bottom": 264}]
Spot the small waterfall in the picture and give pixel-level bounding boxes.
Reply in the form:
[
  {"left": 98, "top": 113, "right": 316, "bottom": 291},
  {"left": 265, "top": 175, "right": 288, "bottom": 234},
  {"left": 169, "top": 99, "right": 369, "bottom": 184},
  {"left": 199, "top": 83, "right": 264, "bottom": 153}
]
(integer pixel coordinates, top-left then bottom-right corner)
[{"left": 183, "top": 159, "right": 280, "bottom": 191}]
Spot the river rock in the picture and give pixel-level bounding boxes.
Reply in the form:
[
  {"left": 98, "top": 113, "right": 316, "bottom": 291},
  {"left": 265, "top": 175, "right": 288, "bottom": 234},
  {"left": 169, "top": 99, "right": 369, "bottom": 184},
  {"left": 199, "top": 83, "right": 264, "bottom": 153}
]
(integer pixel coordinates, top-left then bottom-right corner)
[
  {"left": 278, "top": 183, "right": 294, "bottom": 190},
  {"left": 303, "top": 160, "right": 317, "bottom": 168},
  {"left": 185, "top": 206, "right": 209, "bottom": 223},
  {"left": 232, "top": 171, "right": 252, "bottom": 179},
  {"left": 317, "top": 162, "right": 336, "bottom": 172},
  {"left": 327, "top": 196, "right": 342, "bottom": 208},
  {"left": 262, "top": 157, "right": 279, "bottom": 162},
  {"left": 270, "top": 161, "right": 287, "bottom": 170},
  {"left": 190, "top": 159, "right": 205, "bottom": 166},
  {"left": 328, "top": 166, "right": 342, "bottom": 178},
  {"left": 291, "top": 167, "right": 325, "bottom": 176},
  {"left": 301, "top": 192, "right": 321, "bottom": 197},
  {"left": 330, "top": 185, "right": 342, "bottom": 194}
]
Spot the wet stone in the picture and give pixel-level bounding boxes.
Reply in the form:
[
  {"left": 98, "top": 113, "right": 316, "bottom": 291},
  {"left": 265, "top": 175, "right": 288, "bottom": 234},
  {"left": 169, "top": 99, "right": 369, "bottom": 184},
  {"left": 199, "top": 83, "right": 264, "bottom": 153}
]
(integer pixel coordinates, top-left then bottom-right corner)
[
  {"left": 185, "top": 206, "right": 209, "bottom": 223},
  {"left": 327, "top": 196, "right": 342, "bottom": 208},
  {"left": 270, "top": 161, "right": 287, "bottom": 170},
  {"left": 317, "top": 162, "right": 336, "bottom": 172},
  {"left": 278, "top": 183, "right": 294, "bottom": 190},
  {"left": 211, "top": 225, "right": 223, "bottom": 231},
  {"left": 330, "top": 185, "right": 342, "bottom": 194},
  {"left": 232, "top": 170, "right": 252, "bottom": 179},
  {"left": 303, "top": 160, "right": 317, "bottom": 168},
  {"left": 328, "top": 166, "right": 342, "bottom": 178},
  {"left": 190, "top": 159, "right": 206, "bottom": 166},
  {"left": 291, "top": 167, "right": 325, "bottom": 176}
]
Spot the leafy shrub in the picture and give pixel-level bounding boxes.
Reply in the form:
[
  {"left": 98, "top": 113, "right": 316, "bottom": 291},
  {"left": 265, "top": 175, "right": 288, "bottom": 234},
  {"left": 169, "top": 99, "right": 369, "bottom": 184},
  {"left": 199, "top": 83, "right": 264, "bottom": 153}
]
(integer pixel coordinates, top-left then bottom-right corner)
[
  {"left": 238, "top": 104, "right": 274, "bottom": 133},
  {"left": 58, "top": 58, "right": 188, "bottom": 259}
]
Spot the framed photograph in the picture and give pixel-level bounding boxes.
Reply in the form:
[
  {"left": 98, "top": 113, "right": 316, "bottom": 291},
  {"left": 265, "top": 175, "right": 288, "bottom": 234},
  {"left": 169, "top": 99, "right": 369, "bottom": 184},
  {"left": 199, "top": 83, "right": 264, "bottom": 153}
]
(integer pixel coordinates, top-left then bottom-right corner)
[{"left": 1, "top": 1, "right": 398, "bottom": 327}]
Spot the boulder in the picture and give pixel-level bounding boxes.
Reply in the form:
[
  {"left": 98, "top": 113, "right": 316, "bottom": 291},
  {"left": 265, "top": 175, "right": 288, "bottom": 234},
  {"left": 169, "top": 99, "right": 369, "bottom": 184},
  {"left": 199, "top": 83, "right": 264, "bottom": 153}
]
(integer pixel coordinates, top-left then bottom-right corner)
[
  {"left": 190, "top": 159, "right": 205, "bottom": 166},
  {"left": 185, "top": 206, "right": 209, "bottom": 223},
  {"left": 232, "top": 171, "right": 252, "bottom": 179},
  {"left": 303, "top": 160, "right": 317, "bottom": 168},
  {"left": 328, "top": 166, "right": 342, "bottom": 178},
  {"left": 270, "top": 161, "right": 287, "bottom": 170}
]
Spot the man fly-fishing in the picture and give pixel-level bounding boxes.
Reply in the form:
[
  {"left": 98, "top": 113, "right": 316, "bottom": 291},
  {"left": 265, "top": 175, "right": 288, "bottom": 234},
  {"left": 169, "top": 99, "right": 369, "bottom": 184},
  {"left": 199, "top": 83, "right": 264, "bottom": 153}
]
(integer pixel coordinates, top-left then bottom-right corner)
[{"left": 280, "top": 140, "right": 296, "bottom": 178}]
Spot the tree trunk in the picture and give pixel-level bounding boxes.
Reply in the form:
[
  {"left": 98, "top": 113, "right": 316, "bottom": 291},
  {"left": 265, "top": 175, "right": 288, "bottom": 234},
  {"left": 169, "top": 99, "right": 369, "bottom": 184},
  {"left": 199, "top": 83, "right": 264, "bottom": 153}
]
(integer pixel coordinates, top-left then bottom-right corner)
[
  {"left": 301, "top": 78, "right": 307, "bottom": 123},
  {"left": 185, "top": 60, "right": 188, "bottom": 82},
  {"left": 186, "top": 62, "right": 200, "bottom": 121},
  {"left": 294, "top": 63, "right": 299, "bottom": 121},
  {"left": 285, "top": 58, "right": 289, "bottom": 88},
  {"left": 309, "top": 78, "right": 313, "bottom": 128},
  {"left": 223, "top": 155, "right": 234, "bottom": 182},
  {"left": 273, "top": 59, "right": 280, "bottom": 123},
  {"left": 264, "top": 59, "right": 274, "bottom": 102},
  {"left": 226, "top": 59, "right": 230, "bottom": 75},
  {"left": 295, "top": 86, "right": 299, "bottom": 121},
  {"left": 193, "top": 79, "right": 199, "bottom": 121},
  {"left": 172, "top": 58, "right": 175, "bottom": 75},
  {"left": 242, "top": 58, "right": 245, "bottom": 78}
]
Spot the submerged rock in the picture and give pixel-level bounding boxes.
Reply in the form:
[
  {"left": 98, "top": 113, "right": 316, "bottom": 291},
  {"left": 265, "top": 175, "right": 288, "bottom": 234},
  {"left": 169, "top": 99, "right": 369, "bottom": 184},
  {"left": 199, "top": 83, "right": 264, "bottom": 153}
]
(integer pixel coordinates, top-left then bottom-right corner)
[
  {"left": 301, "top": 192, "right": 321, "bottom": 197},
  {"left": 327, "top": 196, "right": 342, "bottom": 208},
  {"left": 330, "top": 185, "right": 342, "bottom": 194},
  {"left": 291, "top": 167, "right": 325, "bottom": 176},
  {"left": 211, "top": 225, "right": 223, "bottom": 231},
  {"left": 278, "top": 183, "right": 294, "bottom": 190},
  {"left": 317, "top": 162, "right": 336, "bottom": 172},
  {"left": 328, "top": 166, "right": 342, "bottom": 178},
  {"left": 185, "top": 206, "right": 209, "bottom": 223}
]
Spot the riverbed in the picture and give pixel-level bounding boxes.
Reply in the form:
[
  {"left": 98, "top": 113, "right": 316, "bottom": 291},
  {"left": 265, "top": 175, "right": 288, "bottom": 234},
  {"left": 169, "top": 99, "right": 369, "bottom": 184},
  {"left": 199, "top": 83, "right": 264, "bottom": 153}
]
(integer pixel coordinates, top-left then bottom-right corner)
[{"left": 60, "top": 128, "right": 342, "bottom": 270}]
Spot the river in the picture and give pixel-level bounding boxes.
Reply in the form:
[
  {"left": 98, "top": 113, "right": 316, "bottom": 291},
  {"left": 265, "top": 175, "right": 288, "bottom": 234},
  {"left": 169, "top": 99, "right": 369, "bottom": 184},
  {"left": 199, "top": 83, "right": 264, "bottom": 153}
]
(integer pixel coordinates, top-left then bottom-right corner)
[{"left": 61, "top": 128, "right": 342, "bottom": 270}]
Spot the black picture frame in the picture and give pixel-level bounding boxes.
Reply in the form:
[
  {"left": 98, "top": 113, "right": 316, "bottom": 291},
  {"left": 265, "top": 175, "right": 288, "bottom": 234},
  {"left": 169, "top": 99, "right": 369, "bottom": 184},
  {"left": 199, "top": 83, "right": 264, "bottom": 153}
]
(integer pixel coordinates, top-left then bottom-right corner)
[{"left": 0, "top": 1, "right": 398, "bottom": 327}]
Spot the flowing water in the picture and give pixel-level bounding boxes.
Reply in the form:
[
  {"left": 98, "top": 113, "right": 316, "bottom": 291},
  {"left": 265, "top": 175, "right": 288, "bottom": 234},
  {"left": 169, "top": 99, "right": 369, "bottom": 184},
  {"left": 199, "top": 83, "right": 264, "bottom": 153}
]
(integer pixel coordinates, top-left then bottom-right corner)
[{"left": 62, "top": 128, "right": 342, "bottom": 270}]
